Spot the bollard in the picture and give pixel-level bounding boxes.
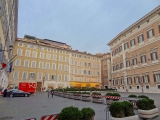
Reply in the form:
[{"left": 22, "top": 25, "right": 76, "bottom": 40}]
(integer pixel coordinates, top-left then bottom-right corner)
[{"left": 106, "top": 105, "right": 110, "bottom": 120}]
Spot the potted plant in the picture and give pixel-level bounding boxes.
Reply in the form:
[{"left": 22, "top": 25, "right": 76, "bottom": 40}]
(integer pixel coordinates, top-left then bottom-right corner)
[
  {"left": 67, "top": 92, "right": 74, "bottom": 99},
  {"left": 81, "top": 107, "right": 95, "bottom": 120},
  {"left": 73, "top": 92, "right": 81, "bottom": 100},
  {"left": 58, "top": 106, "right": 83, "bottom": 120},
  {"left": 138, "top": 95, "right": 149, "bottom": 99},
  {"left": 63, "top": 91, "right": 68, "bottom": 98},
  {"left": 109, "top": 101, "right": 139, "bottom": 120},
  {"left": 128, "top": 94, "right": 137, "bottom": 98},
  {"left": 81, "top": 92, "right": 91, "bottom": 101},
  {"left": 137, "top": 98, "right": 159, "bottom": 119},
  {"left": 92, "top": 92, "right": 103, "bottom": 103}
]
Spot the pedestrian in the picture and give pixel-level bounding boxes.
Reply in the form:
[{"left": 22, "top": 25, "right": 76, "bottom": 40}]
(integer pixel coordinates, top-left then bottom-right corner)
[
  {"left": 3, "top": 89, "right": 7, "bottom": 97},
  {"left": 50, "top": 88, "right": 54, "bottom": 98},
  {"left": 47, "top": 88, "right": 50, "bottom": 98}
]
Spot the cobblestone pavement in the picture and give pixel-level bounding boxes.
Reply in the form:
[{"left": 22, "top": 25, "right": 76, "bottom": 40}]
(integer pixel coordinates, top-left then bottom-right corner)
[{"left": 0, "top": 91, "right": 159, "bottom": 120}]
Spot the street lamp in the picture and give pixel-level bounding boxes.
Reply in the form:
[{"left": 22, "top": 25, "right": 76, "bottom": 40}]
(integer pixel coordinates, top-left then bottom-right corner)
[
  {"left": 109, "top": 79, "right": 111, "bottom": 88},
  {"left": 141, "top": 77, "right": 144, "bottom": 93},
  {"left": 0, "top": 45, "right": 13, "bottom": 52}
]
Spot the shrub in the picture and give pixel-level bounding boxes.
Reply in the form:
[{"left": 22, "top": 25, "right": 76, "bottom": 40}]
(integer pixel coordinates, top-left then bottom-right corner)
[
  {"left": 109, "top": 101, "right": 135, "bottom": 118},
  {"left": 137, "top": 99, "right": 156, "bottom": 110},
  {"left": 106, "top": 92, "right": 113, "bottom": 96},
  {"left": 58, "top": 106, "right": 83, "bottom": 120},
  {"left": 122, "top": 101, "right": 135, "bottom": 117},
  {"left": 138, "top": 95, "right": 149, "bottom": 99},
  {"left": 109, "top": 102, "right": 125, "bottom": 118},
  {"left": 92, "top": 92, "right": 101, "bottom": 95},
  {"left": 112, "top": 93, "right": 121, "bottom": 97},
  {"left": 90, "top": 87, "right": 96, "bottom": 91},
  {"left": 81, "top": 108, "right": 95, "bottom": 120},
  {"left": 128, "top": 94, "right": 137, "bottom": 98}
]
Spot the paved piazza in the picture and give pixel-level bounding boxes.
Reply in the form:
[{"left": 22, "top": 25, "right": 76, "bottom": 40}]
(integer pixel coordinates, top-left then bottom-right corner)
[{"left": 0, "top": 91, "right": 160, "bottom": 120}]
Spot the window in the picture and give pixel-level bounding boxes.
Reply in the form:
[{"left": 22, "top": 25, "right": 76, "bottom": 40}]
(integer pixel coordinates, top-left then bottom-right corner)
[
  {"left": 53, "top": 49, "right": 57, "bottom": 53},
  {"left": 143, "top": 75, "right": 150, "bottom": 83},
  {"left": 46, "top": 54, "right": 51, "bottom": 60},
  {"left": 116, "top": 64, "right": 119, "bottom": 70},
  {"left": 154, "top": 74, "right": 160, "bottom": 83},
  {"left": 53, "top": 55, "right": 57, "bottom": 61},
  {"left": 30, "top": 73, "right": 35, "bottom": 79},
  {"left": 45, "top": 74, "right": 49, "bottom": 80},
  {"left": 65, "top": 57, "right": 69, "bottom": 62},
  {"left": 129, "top": 86, "right": 132, "bottom": 89},
  {"left": 59, "top": 50, "right": 63, "bottom": 54},
  {"left": 22, "top": 72, "right": 27, "bottom": 79},
  {"left": 15, "top": 59, "right": 21, "bottom": 66},
  {"left": 84, "top": 70, "right": 86, "bottom": 74},
  {"left": 158, "top": 24, "right": 160, "bottom": 33},
  {"left": 119, "top": 46, "right": 122, "bottom": 52},
  {"left": 58, "top": 74, "right": 62, "bottom": 81},
  {"left": 112, "top": 51, "right": 114, "bottom": 56},
  {"left": 88, "top": 71, "right": 91, "bottom": 75},
  {"left": 124, "top": 42, "right": 129, "bottom": 50},
  {"left": 17, "top": 49, "right": 22, "bottom": 55},
  {"left": 75, "top": 61, "right": 77, "bottom": 65},
  {"left": 158, "top": 85, "right": 160, "bottom": 89},
  {"left": 13, "top": 71, "right": 19, "bottom": 78},
  {"left": 39, "top": 62, "right": 43, "bottom": 68},
  {"left": 26, "top": 44, "right": 31, "bottom": 48},
  {"left": 132, "top": 58, "right": 137, "bottom": 65},
  {"left": 33, "top": 45, "right": 38, "bottom": 49},
  {"left": 47, "top": 48, "right": 51, "bottom": 52},
  {"left": 46, "top": 63, "right": 50, "bottom": 69},
  {"left": 88, "top": 63, "right": 91, "bottom": 67},
  {"left": 24, "top": 60, "right": 29, "bottom": 67},
  {"left": 121, "top": 78, "right": 124, "bottom": 85},
  {"left": 58, "top": 64, "right": 62, "bottom": 70},
  {"left": 79, "top": 61, "right": 82, "bottom": 66},
  {"left": 31, "top": 61, "right": 36, "bottom": 68},
  {"left": 66, "top": 51, "right": 68, "bottom": 54},
  {"left": 126, "top": 60, "right": 130, "bottom": 67},
  {"left": 150, "top": 52, "right": 158, "bottom": 61},
  {"left": 18, "top": 42, "right": 23, "bottom": 47},
  {"left": 130, "top": 39, "right": 135, "bottom": 46},
  {"left": 38, "top": 73, "right": 42, "bottom": 80},
  {"left": 51, "top": 74, "right": 56, "bottom": 80},
  {"left": 120, "top": 62, "right": 124, "bottom": 69},
  {"left": 32, "top": 51, "right": 37, "bottom": 58},
  {"left": 59, "top": 56, "right": 63, "bottom": 61},
  {"left": 146, "top": 86, "right": 149, "bottom": 89},
  {"left": 104, "top": 70, "right": 107, "bottom": 73},
  {"left": 140, "top": 55, "right": 146, "bottom": 63},
  {"left": 52, "top": 64, "right": 56, "bottom": 70},
  {"left": 79, "top": 55, "right": 82, "bottom": 58},
  {"left": 40, "top": 52, "right": 44, "bottom": 59},
  {"left": 25, "top": 50, "right": 31, "bottom": 57},
  {"left": 147, "top": 29, "right": 154, "bottom": 38},
  {"left": 41, "top": 47, "right": 45, "bottom": 50},
  {"left": 88, "top": 57, "right": 90, "bottom": 59},
  {"left": 97, "top": 72, "right": 100, "bottom": 76},
  {"left": 84, "top": 62, "right": 87, "bottom": 66},
  {"left": 104, "top": 76, "right": 107, "bottom": 79},
  {"left": 134, "top": 76, "right": 140, "bottom": 84},
  {"left": 79, "top": 70, "right": 82, "bottom": 74},
  {"left": 137, "top": 86, "right": 139, "bottom": 89},
  {"left": 113, "top": 66, "right": 115, "bottom": 71},
  {"left": 138, "top": 34, "right": 144, "bottom": 43},
  {"left": 64, "top": 75, "right": 68, "bottom": 81},
  {"left": 127, "top": 77, "right": 132, "bottom": 85},
  {"left": 64, "top": 65, "right": 68, "bottom": 71},
  {"left": 75, "top": 69, "right": 77, "bottom": 74}
]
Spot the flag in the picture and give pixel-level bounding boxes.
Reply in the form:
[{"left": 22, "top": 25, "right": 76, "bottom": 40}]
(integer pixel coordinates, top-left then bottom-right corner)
[
  {"left": 1, "top": 63, "right": 7, "bottom": 69},
  {"left": 9, "top": 62, "right": 13, "bottom": 73}
]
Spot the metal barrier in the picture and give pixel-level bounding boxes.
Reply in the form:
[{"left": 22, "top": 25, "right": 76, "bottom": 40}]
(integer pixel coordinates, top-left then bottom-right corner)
[
  {"left": 106, "top": 105, "right": 110, "bottom": 120},
  {"left": 25, "top": 118, "right": 37, "bottom": 120}
]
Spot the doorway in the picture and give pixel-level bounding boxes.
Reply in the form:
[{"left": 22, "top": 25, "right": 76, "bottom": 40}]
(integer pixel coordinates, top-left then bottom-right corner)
[{"left": 36, "top": 82, "right": 42, "bottom": 91}]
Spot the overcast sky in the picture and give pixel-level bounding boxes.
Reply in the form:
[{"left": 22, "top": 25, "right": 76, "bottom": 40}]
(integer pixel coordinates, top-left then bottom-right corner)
[{"left": 18, "top": 0, "right": 160, "bottom": 54}]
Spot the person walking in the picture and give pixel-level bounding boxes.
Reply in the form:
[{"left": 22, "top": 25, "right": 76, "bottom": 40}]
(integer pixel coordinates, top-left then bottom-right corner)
[
  {"left": 47, "top": 88, "right": 50, "bottom": 98},
  {"left": 50, "top": 88, "right": 54, "bottom": 98},
  {"left": 3, "top": 89, "right": 7, "bottom": 97}
]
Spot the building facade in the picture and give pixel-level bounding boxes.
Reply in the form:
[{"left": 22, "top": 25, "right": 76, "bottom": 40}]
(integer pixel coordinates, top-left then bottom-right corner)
[
  {"left": 108, "top": 6, "right": 160, "bottom": 93},
  {"left": 0, "top": 0, "right": 18, "bottom": 89},
  {"left": 70, "top": 50, "right": 101, "bottom": 88},
  {"left": 9, "top": 35, "right": 71, "bottom": 91},
  {"left": 100, "top": 53, "right": 111, "bottom": 89}
]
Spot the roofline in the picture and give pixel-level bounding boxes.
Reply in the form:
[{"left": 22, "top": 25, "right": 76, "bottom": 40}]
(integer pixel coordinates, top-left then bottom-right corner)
[{"left": 107, "top": 5, "right": 160, "bottom": 46}]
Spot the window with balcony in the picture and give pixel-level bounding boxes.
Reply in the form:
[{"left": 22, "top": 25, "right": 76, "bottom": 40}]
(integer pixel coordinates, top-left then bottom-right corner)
[
  {"left": 147, "top": 29, "right": 154, "bottom": 38},
  {"left": 150, "top": 52, "right": 158, "bottom": 61},
  {"left": 140, "top": 55, "right": 146, "bottom": 63},
  {"left": 132, "top": 58, "right": 137, "bottom": 65},
  {"left": 138, "top": 34, "right": 144, "bottom": 43},
  {"left": 130, "top": 39, "right": 135, "bottom": 47}
]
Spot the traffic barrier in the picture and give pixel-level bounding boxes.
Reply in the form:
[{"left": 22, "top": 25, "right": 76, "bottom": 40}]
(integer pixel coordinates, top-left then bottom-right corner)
[
  {"left": 91, "top": 95, "right": 103, "bottom": 98},
  {"left": 41, "top": 114, "right": 59, "bottom": 120},
  {"left": 104, "top": 96, "right": 120, "bottom": 100}
]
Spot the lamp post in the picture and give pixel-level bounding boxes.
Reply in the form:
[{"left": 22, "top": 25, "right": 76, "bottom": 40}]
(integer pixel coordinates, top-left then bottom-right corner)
[
  {"left": 109, "top": 79, "right": 111, "bottom": 88},
  {"left": 141, "top": 77, "right": 144, "bottom": 93},
  {"left": 0, "top": 45, "right": 13, "bottom": 52}
]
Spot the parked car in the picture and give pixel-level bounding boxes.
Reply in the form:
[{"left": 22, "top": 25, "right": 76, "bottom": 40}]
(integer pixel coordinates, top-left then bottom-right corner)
[{"left": 7, "top": 89, "right": 30, "bottom": 97}]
